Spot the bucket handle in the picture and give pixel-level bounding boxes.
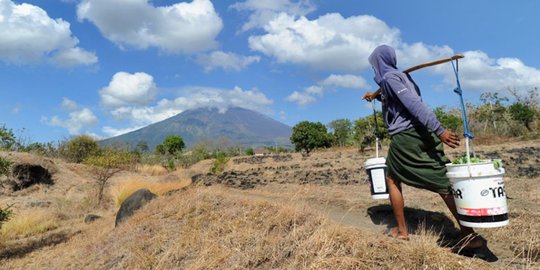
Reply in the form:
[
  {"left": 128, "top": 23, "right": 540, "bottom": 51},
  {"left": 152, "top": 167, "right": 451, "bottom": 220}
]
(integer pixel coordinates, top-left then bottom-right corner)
[
  {"left": 451, "top": 60, "right": 474, "bottom": 179},
  {"left": 370, "top": 100, "right": 382, "bottom": 158}
]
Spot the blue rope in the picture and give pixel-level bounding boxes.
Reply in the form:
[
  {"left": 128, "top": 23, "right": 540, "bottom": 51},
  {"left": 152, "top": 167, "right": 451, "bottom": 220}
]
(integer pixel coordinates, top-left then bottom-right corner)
[{"left": 451, "top": 60, "right": 475, "bottom": 139}]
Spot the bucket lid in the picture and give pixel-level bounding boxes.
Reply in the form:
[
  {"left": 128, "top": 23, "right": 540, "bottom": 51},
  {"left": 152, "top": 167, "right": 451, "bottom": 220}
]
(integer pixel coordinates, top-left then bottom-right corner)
[{"left": 364, "top": 157, "right": 386, "bottom": 167}]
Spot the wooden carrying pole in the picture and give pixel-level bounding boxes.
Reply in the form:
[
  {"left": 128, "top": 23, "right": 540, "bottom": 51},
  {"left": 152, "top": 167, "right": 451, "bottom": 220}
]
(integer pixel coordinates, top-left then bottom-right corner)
[{"left": 368, "top": 54, "right": 464, "bottom": 97}]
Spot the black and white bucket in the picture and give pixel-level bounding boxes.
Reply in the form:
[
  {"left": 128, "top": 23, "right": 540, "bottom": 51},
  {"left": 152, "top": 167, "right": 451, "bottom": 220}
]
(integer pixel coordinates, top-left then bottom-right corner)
[{"left": 364, "top": 157, "right": 389, "bottom": 199}]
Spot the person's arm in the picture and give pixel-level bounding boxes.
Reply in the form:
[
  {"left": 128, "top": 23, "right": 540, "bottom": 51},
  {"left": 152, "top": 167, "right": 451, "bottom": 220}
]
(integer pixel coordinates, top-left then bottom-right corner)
[
  {"left": 384, "top": 75, "right": 444, "bottom": 135},
  {"left": 384, "top": 75, "right": 460, "bottom": 148}
]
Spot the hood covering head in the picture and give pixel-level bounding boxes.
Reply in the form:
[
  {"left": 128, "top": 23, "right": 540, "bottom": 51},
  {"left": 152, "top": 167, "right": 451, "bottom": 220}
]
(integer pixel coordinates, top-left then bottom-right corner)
[{"left": 368, "top": 45, "right": 398, "bottom": 85}]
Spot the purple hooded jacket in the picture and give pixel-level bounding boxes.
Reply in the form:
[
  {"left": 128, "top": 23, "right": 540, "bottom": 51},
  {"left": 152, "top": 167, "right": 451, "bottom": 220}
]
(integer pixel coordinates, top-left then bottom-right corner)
[{"left": 368, "top": 45, "right": 444, "bottom": 136}]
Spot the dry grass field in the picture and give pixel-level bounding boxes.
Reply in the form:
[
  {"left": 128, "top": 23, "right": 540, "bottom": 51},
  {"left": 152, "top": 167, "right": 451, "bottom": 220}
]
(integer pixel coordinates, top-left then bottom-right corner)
[{"left": 0, "top": 139, "right": 539, "bottom": 269}]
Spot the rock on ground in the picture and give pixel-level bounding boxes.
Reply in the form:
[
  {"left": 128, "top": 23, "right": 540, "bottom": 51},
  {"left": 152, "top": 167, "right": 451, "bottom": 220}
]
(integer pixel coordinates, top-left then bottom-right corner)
[{"left": 115, "top": 188, "right": 157, "bottom": 227}]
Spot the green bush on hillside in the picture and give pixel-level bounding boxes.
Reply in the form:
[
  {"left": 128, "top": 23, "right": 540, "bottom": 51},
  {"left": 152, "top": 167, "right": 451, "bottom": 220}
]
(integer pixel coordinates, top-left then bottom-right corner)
[
  {"left": 0, "top": 158, "right": 13, "bottom": 229},
  {"left": 0, "top": 204, "right": 13, "bottom": 230},
  {"left": 210, "top": 152, "right": 229, "bottom": 175},
  {"left": 155, "top": 135, "right": 185, "bottom": 156},
  {"left": 85, "top": 149, "right": 136, "bottom": 206},
  {"left": 59, "top": 135, "right": 99, "bottom": 163},
  {"left": 0, "top": 125, "right": 16, "bottom": 150},
  {"left": 0, "top": 156, "right": 12, "bottom": 178},
  {"left": 509, "top": 102, "right": 535, "bottom": 131}
]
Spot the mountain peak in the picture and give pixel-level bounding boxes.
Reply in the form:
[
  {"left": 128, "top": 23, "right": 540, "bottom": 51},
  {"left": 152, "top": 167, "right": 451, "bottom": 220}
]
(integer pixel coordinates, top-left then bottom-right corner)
[{"left": 100, "top": 106, "right": 292, "bottom": 150}]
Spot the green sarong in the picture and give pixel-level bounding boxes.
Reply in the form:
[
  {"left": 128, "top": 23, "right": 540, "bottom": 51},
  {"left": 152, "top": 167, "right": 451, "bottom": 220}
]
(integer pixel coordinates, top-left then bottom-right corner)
[{"left": 386, "top": 127, "right": 451, "bottom": 194}]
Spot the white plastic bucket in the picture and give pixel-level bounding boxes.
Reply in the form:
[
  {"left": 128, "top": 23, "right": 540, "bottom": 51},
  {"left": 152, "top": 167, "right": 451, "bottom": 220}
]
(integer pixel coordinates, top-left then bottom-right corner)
[
  {"left": 365, "top": 157, "right": 389, "bottom": 199},
  {"left": 446, "top": 161, "right": 508, "bottom": 228}
]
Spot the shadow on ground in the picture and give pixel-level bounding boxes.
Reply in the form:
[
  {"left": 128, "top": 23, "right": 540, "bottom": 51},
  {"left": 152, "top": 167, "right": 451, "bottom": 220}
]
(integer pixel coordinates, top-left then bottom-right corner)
[
  {"left": 0, "top": 230, "right": 79, "bottom": 259},
  {"left": 367, "top": 204, "right": 461, "bottom": 247}
]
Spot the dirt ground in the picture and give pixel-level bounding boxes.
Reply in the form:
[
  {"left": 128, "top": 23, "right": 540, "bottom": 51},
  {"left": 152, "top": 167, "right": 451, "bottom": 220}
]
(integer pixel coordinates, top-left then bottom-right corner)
[{"left": 0, "top": 139, "right": 539, "bottom": 269}]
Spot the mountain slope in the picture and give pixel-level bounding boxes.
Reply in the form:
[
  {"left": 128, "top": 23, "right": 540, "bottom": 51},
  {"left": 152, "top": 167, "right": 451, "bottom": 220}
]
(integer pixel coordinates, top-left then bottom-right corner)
[{"left": 100, "top": 107, "right": 292, "bottom": 150}]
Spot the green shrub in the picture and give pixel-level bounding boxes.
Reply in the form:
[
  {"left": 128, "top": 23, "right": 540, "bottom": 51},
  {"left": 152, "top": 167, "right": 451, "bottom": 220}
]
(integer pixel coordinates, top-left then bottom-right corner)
[
  {"left": 85, "top": 149, "right": 136, "bottom": 206},
  {"left": 0, "top": 205, "right": 13, "bottom": 229},
  {"left": 0, "top": 158, "right": 11, "bottom": 215},
  {"left": 0, "top": 156, "right": 12, "bottom": 177},
  {"left": 210, "top": 152, "right": 229, "bottom": 175},
  {"left": 164, "top": 158, "right": 176, "bottom": 172},
  {"left": 434, "top": 107, "right": 462, "bottom": 133},
  {"left": 59, "top": 135, "right": 99, "bottom": 163},
  {"left": 353, "top": 113, "right": 388, "bottom": 151},
  {"left": 509, "top": 102, "right": 535, "bottom": 131},
  {"left": 155, "top": 135, "right": 185, "bottom": 156},
  {"left": 0, "top": 125, "right": 16, "bottom": 150}
]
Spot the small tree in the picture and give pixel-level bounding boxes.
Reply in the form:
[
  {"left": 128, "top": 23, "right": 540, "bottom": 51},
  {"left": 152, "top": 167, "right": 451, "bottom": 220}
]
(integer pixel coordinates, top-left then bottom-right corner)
[
  {"left": 155, "top": 135, "right": 185, "bottom": 156},
  {"left": 85, "top": 149, "right": 135, "bottom": 206},
  {"left": 59, "top": 135, "right": 99, "bottom": 163},
  {"left": 245, "top": 147, "right": 254, "bottom": 156},
  {"left": 290, "top": 121, "right": 331, "bottom": 155},
  {"left": 434, "top": 107, "right": 462, "bottom": 133},
  {"left": 509, "top": 102, "right": 535, "bottom": 131},
  {"left": 328, "top": 119, "right": 353, "bottom": 147},
  {"left": 0, "top": 125, "right": 16, "bottom": 150},
  {"left": 353, "top": 113, "right": 387, "bottom": 151},
  {"left": 210, "top": 151, "right": 229, "bottom": 175}
]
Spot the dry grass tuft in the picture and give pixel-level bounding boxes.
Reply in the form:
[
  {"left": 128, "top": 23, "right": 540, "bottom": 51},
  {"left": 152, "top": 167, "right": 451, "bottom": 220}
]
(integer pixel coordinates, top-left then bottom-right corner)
[
  {"left": 1, "top": 187, "right": 490, "bottom": 270},
  {"left": 135, "top": 164, "right": 168, "bottom": 176},
  {"left": 1, "top": 209, "right": 59, "bottom": 239},
  {"left": 110, "top": 177, "right": 191, "bottom": 206}
]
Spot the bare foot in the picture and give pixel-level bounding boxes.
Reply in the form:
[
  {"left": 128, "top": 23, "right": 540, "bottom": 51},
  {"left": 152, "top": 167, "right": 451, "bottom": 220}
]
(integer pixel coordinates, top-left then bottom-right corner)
[{"left": 384, "top": 227, "right": 410, "bottom": 241}]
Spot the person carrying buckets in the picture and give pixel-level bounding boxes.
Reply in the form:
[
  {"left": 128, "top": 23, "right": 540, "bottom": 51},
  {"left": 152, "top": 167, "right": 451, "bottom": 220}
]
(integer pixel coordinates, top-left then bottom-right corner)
[{"left": 362, "top": 45, "right": 497, "bottom": 262}]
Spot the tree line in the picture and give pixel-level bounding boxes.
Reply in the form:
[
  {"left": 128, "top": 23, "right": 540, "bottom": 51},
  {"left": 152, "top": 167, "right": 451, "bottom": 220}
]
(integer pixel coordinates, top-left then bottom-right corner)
[{"left": 291, "top": 89, "right": 540, "bottom": 154}]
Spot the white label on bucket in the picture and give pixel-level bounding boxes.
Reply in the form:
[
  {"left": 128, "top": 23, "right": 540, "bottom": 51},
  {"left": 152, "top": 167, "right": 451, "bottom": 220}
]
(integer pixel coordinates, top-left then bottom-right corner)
[{"left": 371, "top": 168, "right": 386, "bottom": 193}]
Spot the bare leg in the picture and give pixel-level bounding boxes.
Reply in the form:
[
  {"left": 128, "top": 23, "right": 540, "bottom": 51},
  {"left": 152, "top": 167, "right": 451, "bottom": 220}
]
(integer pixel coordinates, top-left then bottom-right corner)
[
  {"left": 386, "top": 175, "right": 408, "bottom": 238},
  {"left": 440, "top": 193, "right": 484, "bottom": 248}
]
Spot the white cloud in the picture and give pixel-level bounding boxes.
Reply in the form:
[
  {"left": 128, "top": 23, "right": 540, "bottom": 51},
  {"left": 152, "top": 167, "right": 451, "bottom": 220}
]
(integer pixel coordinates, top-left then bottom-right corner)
[
  {"left": 286, "top": 91, "right": 316, "bottom": 106},
  {"left": 250, "top": 12, "right": 540, "bottom": 95},
  {"left": 100, "top": 72, "right": 158, "bottom": 108},
  {"left": 77, "top": 0, "right": 223, "bottom": 54},
  {"left": 44, "top": 100, "right": 98, "bottom": 135},
  {"left": 196, "top": 51, "right": 260, "bottom": 72},
  {"left": 449, "top": 51, "right": 540, "bottom": 94},
  {"left": 102, "top": 125, "right": 144, "bottom": 137},
  {"left": 51, "top": 47, "right": 98, "bottom": 67},
  {"left": 109, "top": 105, "right": 178, "bottom": 126},
  {"left": 62, "top": 97, "right": 79, "bottom": 111},
  {"left": 249, "top": 13, "right": 399, "bottom": 71},
  {"left": 320, "top": 74, "right": 367, "bottom": 89},
  {"left": 0, "top": 0, "right": 97, "bottom": 66},
  {"left": 230, "top": 0, "right": 315, "bottom": 32},
  {"left": 107, "top": 86, "right": 274, "bottom": 126},
  {"left": 304, "top": 85, "right": 323, "bottom": 96},
  {"left": 287, "top": 74, "right": 367, "bottom": 106}
]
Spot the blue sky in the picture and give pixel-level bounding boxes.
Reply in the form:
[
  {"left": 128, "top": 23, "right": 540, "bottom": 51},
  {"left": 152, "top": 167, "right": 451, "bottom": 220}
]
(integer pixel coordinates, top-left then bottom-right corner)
[{"left": 2, "top": 0, "right": 540, "bottom": 144}]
